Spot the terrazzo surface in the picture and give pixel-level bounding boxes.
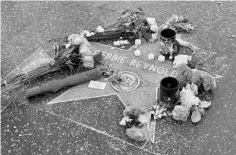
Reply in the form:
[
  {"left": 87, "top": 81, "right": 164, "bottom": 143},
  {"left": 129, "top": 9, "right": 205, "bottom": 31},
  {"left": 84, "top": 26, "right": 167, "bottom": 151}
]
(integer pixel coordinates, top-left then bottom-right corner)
[{"left": 1, "top": 1, "right": 236, "bottom": 155}]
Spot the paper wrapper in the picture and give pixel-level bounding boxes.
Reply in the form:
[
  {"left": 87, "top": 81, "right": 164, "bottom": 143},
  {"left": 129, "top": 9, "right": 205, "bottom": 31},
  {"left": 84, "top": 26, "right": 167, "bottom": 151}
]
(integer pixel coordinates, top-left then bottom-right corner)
[{"left": 25, "top": 68, "right": 102, "bottom": 97}]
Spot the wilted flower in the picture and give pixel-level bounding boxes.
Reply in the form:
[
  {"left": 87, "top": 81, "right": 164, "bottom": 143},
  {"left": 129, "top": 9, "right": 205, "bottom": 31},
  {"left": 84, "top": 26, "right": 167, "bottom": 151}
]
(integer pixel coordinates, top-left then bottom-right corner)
[
  {"left": 172, "top": 105, "right": 190, "bottom": 121},
  {"left": 126, "top": 126, "right": 146, "bottom": 141}
]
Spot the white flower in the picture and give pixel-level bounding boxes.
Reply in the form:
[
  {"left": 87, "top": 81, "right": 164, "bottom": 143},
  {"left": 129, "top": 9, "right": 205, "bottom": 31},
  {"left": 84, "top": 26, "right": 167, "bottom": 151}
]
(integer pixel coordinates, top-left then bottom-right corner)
[
  {"left": 138, "top": 113, "right": 151, "bottom": 125},
  {"left": 172, "top": 105, "right": 190, "bottom": 121},
  {"left": 190, "top": 83, "right": 198, "bottom": 95},
  {"left": 82, "top": 56, "right": 93, "bottom": 62},
  {"left": 169, "top": 14, "right": 179, "bottom": 23},
  {"left": 146, "top": 17, "right": 157, "bottom": 25},
  {"left": 84, "top": 30, "right": 91, "bottom": 37},
  {"left": 119, "top": 116, "right": 132, "bottom": 126},
  {"left": 150, "top": 25, "right": 159, "bottom": 32},
  {"left": 185, "top": 83, "right": 198, "bottom": 95},
  {"left": 74, "top": 37, "right": 83, "bottom": 45},
  {"left": 173, "top": 54, "right": 191, "bottom": 68},
  {"left": 180, "top": 86, "right": 201, "bottom": 109},
  {"left": 65, "top": 43, "right": 71, "bottom": 49},
  {"left": 113, "top": 41, "right": 120, "bottom": 46},
  {"left": 96, "top": 26, "right": 104, "bottom": 33},
  {"left": 199, "top": 101, "right": 211, "bottom": 108},
  {"left": 163, "top": 24, "right": 169, "bottom": 29},
  {"left": 68, "top": 34, "right": 80, "bottom": 44},
  {"left": 119, "top": 40, "right": 130, "bottom": 45}
]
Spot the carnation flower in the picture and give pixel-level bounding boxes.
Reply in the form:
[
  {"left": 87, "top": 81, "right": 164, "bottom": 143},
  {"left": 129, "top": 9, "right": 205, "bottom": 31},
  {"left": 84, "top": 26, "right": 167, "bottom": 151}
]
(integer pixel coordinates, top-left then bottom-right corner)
[
  {"left": 173, "top": 54, "right": 191, "bottom": 68},
  {"left": 172, "top": 105, "right": 190, "bottom": 121},
  {"left": 180, "top": 86, "right": 201, "bottom": 109}
]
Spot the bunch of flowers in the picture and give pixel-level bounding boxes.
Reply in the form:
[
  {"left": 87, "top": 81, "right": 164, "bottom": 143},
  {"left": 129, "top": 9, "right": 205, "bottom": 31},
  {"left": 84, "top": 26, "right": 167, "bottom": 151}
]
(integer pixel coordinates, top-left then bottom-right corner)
[
  {"left": 119, "top": 106, "right": 152, "bottom": 142},
  {"left": 1, "top": 34, "right": 103, "bottom": 92},
  {"left": 164, "top": 14, "right": 195, "bottom": 33},
  {"left": 173, "top": 82, "right": 212, "bottom": 123},
  {"left": 152, "top": 73, "right": 214, "bottom": 123}
]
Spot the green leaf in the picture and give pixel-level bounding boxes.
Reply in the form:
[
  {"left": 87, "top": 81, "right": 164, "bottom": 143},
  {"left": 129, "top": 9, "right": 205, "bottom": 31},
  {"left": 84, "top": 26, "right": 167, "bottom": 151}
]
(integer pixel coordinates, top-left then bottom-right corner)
[{"left": 191, "top": 110, "right": 201, "bottom": 123}]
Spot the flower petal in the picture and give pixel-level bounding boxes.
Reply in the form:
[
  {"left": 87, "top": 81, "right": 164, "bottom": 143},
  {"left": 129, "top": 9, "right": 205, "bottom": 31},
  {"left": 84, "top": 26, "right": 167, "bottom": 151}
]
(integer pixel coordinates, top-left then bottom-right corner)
[
  {"left": 200, "top": 101, "right": 211, "bottom": 108},
  {"left": 191, "top": 110, "right": 201, "bottom": 123}
]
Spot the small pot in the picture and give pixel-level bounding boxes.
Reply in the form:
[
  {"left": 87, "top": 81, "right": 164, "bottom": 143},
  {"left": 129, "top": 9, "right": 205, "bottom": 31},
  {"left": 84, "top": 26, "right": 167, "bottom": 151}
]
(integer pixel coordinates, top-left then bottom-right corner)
[
  {"left": 160, "top": 28, "right": 176, "bottom": 42},
  {"left": 159, "top": 77, "right": 179, "bottom": 107}
]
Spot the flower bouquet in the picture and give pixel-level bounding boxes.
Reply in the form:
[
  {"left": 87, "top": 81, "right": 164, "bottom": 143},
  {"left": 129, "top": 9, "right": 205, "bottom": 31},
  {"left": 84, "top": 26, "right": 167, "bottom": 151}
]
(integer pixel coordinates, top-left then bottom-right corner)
[
  {"left": 79, "top": 7, "right": 163, "bottom": 48},
  {"left": 164, "top": 14, "right": 195, "bottom": 33},
  {"left": 119, "top": 106, "right": 152, "bottom": 145},
  {"left": 1, "top": 35, "right": 102, "bottom": 93},
  {"left": 79, "top": 7, "right": 145, "bottom": 48},
  {"left": 153, "top": 64, "right": 216, "bottom": 123}
]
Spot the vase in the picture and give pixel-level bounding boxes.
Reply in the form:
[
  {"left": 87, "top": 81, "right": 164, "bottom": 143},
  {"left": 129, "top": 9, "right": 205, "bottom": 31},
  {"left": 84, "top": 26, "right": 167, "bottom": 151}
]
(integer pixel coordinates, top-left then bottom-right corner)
[
  {"left": 159, "top": 28, "right": 180, "bottom": 59},
  {"left": 160, "top": 28, "right": 176, "bottom": 42},
  {"left": 159, "top": 77, "right": 180, "bottom": 107}
]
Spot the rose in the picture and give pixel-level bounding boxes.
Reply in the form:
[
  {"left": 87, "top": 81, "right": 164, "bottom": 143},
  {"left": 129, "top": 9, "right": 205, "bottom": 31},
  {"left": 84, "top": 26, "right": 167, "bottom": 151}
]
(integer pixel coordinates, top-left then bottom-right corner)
[{"left": 172, "top": 105, "right": 190, "bottom": 121}]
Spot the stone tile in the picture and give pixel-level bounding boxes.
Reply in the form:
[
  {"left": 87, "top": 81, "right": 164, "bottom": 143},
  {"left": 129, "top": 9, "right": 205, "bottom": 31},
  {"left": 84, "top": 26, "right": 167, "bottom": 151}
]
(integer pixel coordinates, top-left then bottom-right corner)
[
  {"left": 1, "top": 102, "right": 155, "bottom": 155},
  {"left": 47, "top": 95, "right": 145, "bottom": 147},
  {"left": 181, "top": 31, "right": 236, "bottom": 76},
  {"left": 145, "top": 118, "right": 200, "bottom": 155},
  {"left": 190, "top": 59, "right": 236, "bottom": 155}
]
